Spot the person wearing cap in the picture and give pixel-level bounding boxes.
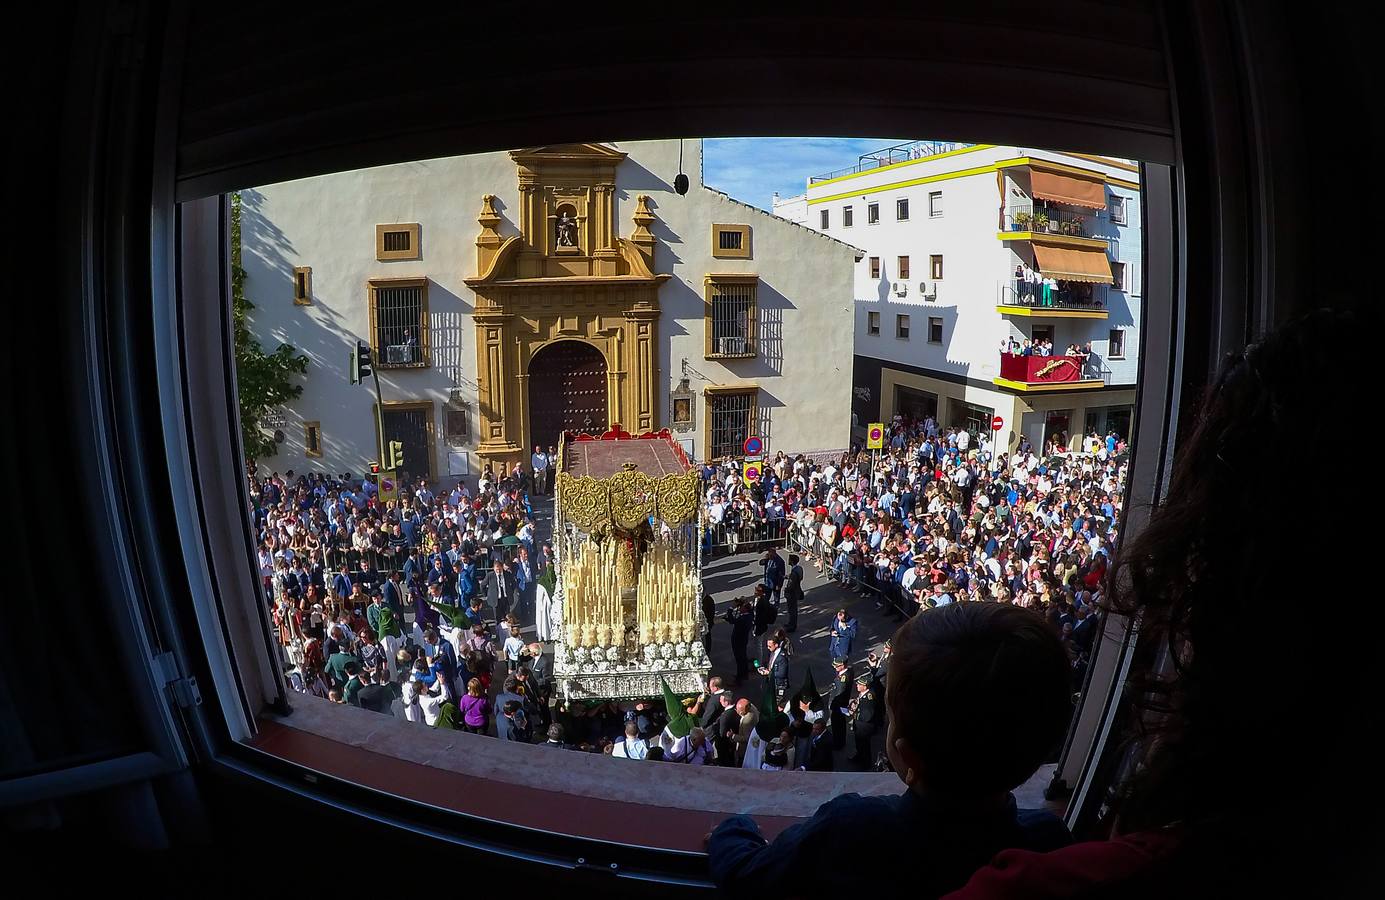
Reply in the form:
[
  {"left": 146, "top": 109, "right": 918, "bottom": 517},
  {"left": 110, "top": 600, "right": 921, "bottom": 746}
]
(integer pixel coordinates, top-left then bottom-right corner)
[{"left": 828, "top": 657, "right": 853, "bottom": 751}]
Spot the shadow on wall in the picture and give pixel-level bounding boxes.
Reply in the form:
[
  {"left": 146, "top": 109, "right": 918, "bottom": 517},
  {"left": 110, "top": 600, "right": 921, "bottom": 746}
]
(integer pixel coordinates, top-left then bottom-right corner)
[
  {"left": 614, "top": 156, "right": 673, "bottom": 201},
  {"left": 756, "top": 387, "right": 782, "bottom": 454},
  {"left": 719, "top": 280, "right": 796, "bottom": 380},
  {"left": 642, "top": 195, "right": 685, "bottom": 271}
]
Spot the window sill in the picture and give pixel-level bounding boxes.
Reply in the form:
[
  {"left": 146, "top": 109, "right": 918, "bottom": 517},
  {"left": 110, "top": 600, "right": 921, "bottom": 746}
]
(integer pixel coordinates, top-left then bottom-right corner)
[
  {"left": 252, "top": 694, "right": 900, "bottom": 852},
  {"left": 704, "top": 353, "right": 757, "bottom": 361}
]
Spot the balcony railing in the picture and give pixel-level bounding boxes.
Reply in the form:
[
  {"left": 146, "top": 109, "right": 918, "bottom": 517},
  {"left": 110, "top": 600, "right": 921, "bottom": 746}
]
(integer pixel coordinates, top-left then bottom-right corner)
[
  {"left": 810, "top": 140, "right": 976, "bottom": 182},
  {"left": 999, "top": 352, "right": 1108, "bottom": 386},
  {"left": 998, "top": 279, "right": 1108, "bottom": 311},
  {"left": 1001, "top": 201, "right": 1099, "bottom": 237}
]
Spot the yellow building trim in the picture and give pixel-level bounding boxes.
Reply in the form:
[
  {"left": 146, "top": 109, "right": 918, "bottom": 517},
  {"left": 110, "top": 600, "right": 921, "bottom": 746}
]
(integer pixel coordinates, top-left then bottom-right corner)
[
  {"left": 993, "top": 377, "right": 1106, "bottom": 392},
  {"left": 995, "top": 305, "right": 1109, "bottom": 319},
  {"left": 808, "top": 156, "right": 1132, "bottom": 207},
  {"left": 808, "top": 163, "right": 1001, "bottom": 205},
  {"left": 996, "top": 231, "right": 1112, "bottom": 251},
  {"left": 807, "top": 144, "right": 997, "bottom": 189},
  {"left": 1062, "top": 152, "right": 1141, "bottom": 173}
]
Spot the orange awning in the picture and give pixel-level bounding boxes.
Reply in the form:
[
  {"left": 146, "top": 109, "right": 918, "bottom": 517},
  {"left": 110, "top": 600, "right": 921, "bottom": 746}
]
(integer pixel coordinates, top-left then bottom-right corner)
[
  {"left": 1032, "top": 243, "right": 1115, "bottom": 284},
  {"left": 1031, "top": 168, "right": 1106, "bottom": 209}
]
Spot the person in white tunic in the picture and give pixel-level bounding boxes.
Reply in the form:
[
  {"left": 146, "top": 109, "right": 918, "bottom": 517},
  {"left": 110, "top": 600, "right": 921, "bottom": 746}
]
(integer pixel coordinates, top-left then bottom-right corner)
[{"left": 534, "top": 581, "right": 554, "bottom": 641}]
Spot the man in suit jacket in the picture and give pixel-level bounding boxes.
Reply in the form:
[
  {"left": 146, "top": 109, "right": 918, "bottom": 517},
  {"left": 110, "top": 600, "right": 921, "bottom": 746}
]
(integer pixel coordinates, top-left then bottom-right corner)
[
  {"left": 758, "top": 637, "right": 789, "bottom": 705},
  {"left": 694, "top": 676, "right": 729, "bottom": 731},
  {"left": 803, "top": 720, "right": 834, "bottom": 771},
  {"left": 829, "top": 658, "right": 853, "bottom": 751},
  {"left": 381, "top": 570, "right": 406, "bottom": 621},
  {"left": 759, "top": 547, "right": 786, "bottom": 604},
  {"left": 784, "top": 554, "right": 805, "bottom": 632},
  {"left": 714, "top": 699, "right": 740, "bottom": 767},
  {"left": 484, "top": 559, "right": 517, "bottom": 621}
]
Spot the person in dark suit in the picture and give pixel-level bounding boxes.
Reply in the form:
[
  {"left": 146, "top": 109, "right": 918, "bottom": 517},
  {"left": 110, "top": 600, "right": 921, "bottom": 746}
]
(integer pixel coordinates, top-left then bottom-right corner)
[
  {"left": 724, "top": 597, "right": 754, "bottom": 684},
  {"left": 759, "top": 547, "right": 786, "bottom": 605},
  {"left": 381, "top": 570, "right": 406, "bottom": 621},
  {"left": 484, "top": 559, "right": 517, "bottom": 622},
  {"left": 757, "top": 637, "right": 789, "bottom": 704},
  {"left": 356, "top": 668, "right": 394, "bottom": 715},
  {"left": 847, "top": 675, "right": 881, "bottom": 768},
  {"left": 783, "top": 554, "right": 804, "bottom": 632},
  {"left": 714, "top": 698, "right": 740, "bottom": 767},
  {"left": 829, "top": 658, "right": 852, "bottom": 751},
  {"left": 752, "top": 585, "right": 776, "bottom": 638},
  {"left": 803, "top": 720, "right": 834, "bottom": 771}
]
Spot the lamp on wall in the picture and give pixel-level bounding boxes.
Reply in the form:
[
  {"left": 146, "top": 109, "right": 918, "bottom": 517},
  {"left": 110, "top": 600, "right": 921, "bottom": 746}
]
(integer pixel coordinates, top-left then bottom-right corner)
[{"left": 673, "top": 139, "right": 689, "bottom": 195}]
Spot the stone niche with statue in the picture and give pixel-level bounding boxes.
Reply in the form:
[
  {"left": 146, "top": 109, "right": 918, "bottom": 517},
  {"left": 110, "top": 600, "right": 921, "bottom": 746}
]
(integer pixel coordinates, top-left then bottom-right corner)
[{"left": 551, "top": 427, "right": 709, "bottom": 700}]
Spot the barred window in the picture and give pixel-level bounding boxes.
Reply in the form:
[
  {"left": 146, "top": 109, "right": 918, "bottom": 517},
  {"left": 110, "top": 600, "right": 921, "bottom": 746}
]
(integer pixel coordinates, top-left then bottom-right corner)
[
  {"left": 376, "top": 223, "right": 421, "bottom": 261},
  {"left": 711, "top": 223, "right": 751, "bottom": 259},
  {"left": 369, "top": 278, "right": 429, "bottom": 368},
  {"left": 704, "top": 274, "right": 757, "bottom": 358},
  {"left": 929, "top": 191, "right": 943, "bottom": 217},
  {"left": 706, "top": 388, "right": 757, "bottom": 460},
  {"left": 896, "top": 198, "right": 909, "bottom": 221}
]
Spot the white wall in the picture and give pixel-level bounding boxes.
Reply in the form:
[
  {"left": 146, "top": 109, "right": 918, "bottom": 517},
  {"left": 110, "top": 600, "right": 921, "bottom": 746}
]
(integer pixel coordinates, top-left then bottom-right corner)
[
  {"left": 242, "top": 139, "right": 856, "bottom": 478},
  {"left": 771, "top": 192, "right": 808, "bottom": 224}
]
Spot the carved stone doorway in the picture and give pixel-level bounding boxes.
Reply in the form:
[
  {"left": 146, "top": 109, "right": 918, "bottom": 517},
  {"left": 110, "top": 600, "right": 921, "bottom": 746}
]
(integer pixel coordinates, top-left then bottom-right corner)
[{"left": 527, "top": 340, "right": 609, "bottom": 452}]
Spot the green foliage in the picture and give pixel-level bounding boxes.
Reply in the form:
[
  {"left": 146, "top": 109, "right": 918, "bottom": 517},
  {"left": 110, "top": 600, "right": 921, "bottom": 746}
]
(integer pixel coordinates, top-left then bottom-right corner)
[{"left": 231, "top": 192, "right": 308, "bottom": 462}]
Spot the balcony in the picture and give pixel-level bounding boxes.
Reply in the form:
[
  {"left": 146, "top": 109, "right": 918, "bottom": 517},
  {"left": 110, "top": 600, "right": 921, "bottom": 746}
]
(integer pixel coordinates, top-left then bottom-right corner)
[
  {"left": 995, "top": 352, "right": 1107, "bottom": 392},
  {"left": 996, "top": 279, "right": 1109, "bottom": 319},
  {"left": 999, "top": 201, "right": 1112, "bottom": 251}
]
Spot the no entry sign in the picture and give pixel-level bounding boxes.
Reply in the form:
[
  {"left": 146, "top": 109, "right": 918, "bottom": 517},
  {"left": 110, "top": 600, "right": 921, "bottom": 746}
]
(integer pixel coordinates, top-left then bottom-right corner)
[
  {"left": 743, "top": 436, "right": 763, "bottom": 456},
  {"left": 991, "top": 416, "right": 1005, "bottom": 432}
]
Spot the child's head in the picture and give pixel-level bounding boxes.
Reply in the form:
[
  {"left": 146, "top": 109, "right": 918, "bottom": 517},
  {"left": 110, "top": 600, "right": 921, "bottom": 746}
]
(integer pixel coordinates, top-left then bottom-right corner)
[{"left": 885, "top": 602, "right": 1070, "bottom": 801}]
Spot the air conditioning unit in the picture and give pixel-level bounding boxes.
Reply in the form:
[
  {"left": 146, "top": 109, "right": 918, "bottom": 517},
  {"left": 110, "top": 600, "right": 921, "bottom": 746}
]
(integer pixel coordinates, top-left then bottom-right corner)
[
  {"left": 918, "top": 281, "right": 934, "bottom": 300},
  {"left": 717, "top": 336, "right": 748, "bottom": 355},
  {"left": 386, "top": 344, "right": 414, "bottom": 364},
  {"left": 894, "top": 281, "right": 909, "bottom": 297}
]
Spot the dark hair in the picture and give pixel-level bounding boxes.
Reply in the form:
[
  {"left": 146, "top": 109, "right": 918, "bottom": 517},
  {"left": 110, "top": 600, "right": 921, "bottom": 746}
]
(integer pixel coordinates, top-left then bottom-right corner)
[
  {"left": 645, "top": 747, "right": 666, "bottom": 762},
  {"left": 886, "top": 602, "right": 1069, "bottom": 798},
  {"left": 1103, "top": 309, "right": 1372, "bottom": 866}
]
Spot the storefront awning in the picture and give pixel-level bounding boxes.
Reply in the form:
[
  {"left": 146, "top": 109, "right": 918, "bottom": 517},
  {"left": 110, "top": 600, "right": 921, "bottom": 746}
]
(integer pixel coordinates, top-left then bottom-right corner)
[
  {"left": 1032, "top": 243, "right": 1115, "bottom": 284},
  {"left": 1031, "top": 168, "right": 1107, "bottom": 209}
]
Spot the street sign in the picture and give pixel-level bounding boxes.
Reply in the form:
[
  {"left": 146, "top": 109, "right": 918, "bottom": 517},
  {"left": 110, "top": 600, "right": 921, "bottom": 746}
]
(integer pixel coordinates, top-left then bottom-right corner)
[
  {"left": 991, "top": 415, "right": 1005, "bottom": 432},
  {"left": 379, "top": 471, "right": 399, "bottom": 502},
  {"left": 742, "top": 460, "right": 762, "bottom": 487},
  {"left": 867, "top": 423, "right": 885, "bottom": 450},
  {"left": 742, "top": 436, "right": 763, "bottom": 457}
]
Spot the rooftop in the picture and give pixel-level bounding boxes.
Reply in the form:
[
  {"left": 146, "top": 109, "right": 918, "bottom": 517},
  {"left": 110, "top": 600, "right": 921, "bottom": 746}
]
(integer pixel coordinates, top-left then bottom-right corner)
[{"left": 809, "top": 139, "right": 978, "bottom": 183}]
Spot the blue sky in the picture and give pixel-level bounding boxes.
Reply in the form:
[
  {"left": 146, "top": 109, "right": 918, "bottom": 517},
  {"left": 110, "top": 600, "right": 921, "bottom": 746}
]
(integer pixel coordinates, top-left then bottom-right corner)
[{"left": 703, "top": 137, "right": 910, "bottom": 211}]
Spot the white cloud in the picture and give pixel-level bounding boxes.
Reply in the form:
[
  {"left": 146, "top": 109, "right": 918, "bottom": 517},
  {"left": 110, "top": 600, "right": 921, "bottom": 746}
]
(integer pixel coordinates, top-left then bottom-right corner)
[{"left": 703, "top": 137, "right": 913, "bottom": 211}]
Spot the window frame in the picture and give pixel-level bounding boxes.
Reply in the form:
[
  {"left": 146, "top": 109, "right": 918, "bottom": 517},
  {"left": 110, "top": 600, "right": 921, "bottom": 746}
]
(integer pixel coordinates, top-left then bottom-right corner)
[
  {"left": 869, "top": 256, "right": 880, "bottom": 279},
  {"left": 867, "top": 202, "right": 880, "bottom": 224},
  {"left": 703, "top": 273, "right": 759, "bottom": 359},
  {"left": 867, "top": 310, "right": 880, "bottom": 335},
  {"left": 842, "top": 205, "right": 853, "bottom": 227},
  {"left": 304, "top": 421, "right": 323, "bottom": 457},
  {"left": 292, "top": 265, "right": 312, "bottom": 305},
  {"left": 367, "top": 276, "right": 431, "bottom": 369},
  {"left": 819, "top": 208, "right": 829, "bottom": 229},
  {"left": 896, "top": 197, "right": 909, "bottom": 221},
  {"left": 1108, "top": 328, "right": 1126, "bottom": 359},
  {"left": 1109, "top": 195, "right": 1127, "bottom": 225},
  {"left": 375, "top": 223, "right": 421, "bottom": 261},
  {"left": 928, "top": 316, "right": 943, "bottom": 344},
  {"left": 896, "top": 313, "right": 910, "bottom": 339},
  {"left": 1112, "top": 260, "right": 1127, "bottom": 291},
  {"left": 929, "top": 254, "right": 944, "bottom": 280},
  {"left": 929, "top": 190, "right": 943, "bottom": 217},
  {"left": 897, "top": 255, "right": 910, "bottom": 280},
  {"left": 711, "top": 223, "right": 752, "bottom": 259},
  {"left": 702, "top": 384, "right": 759, "bottom": 462}
]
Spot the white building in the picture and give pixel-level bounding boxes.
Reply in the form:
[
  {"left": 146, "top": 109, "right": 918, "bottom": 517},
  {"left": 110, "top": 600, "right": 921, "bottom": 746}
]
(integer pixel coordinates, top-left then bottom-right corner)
[
  {"left": 789, "top": 141, "right": 1141, "bottom": 452},
  {"left": 771, "top": 191, "right": 808, "bottom": 224},
  {"left": 241, "top": 140, "right": 859, "bottom": 484}
]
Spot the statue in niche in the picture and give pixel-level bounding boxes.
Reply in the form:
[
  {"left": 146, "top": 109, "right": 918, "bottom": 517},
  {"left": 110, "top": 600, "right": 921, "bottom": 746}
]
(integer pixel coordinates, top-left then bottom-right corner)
[{"left": 556, "top": 209, "right": 578, "bottom": 248}]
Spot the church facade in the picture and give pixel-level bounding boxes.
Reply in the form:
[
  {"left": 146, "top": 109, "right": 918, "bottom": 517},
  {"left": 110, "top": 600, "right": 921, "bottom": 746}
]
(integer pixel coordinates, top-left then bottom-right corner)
[{"left": 241, "top": 141, "right": 859, "bottom": 483}]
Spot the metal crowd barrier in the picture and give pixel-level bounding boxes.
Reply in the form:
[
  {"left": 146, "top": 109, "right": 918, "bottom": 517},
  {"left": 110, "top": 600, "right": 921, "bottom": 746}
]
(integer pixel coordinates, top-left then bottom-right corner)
[
  {"left": 320, "top": 541, "right": 526, "bottom": 580},
  {"left": 704, "top": 519, "right": 792, "bottom": 555}
]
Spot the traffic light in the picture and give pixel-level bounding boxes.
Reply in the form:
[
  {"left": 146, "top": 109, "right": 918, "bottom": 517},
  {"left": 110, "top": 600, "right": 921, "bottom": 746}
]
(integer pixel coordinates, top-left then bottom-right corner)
[
  {"left": 350, "top": 341, "right": 373, "bottom": 385},
  {"left": 369, "top": 462, "right": 381, "bottom": 474},
  {"left": 387, "top": 440, "right": 405, "bottom": 470}
]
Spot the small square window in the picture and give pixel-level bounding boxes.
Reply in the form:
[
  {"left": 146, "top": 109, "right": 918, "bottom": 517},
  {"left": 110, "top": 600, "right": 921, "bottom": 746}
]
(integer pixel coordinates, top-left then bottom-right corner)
[
  {"left": 928, "top": 317, "right": 944, "bottom": 344},
  {"left": 868, "top": 311, "right": 880, "bottom": 335},
  {"left": 869, "top": 257, "right": 880, "bottom": 279},
  {"left": 896, "top": 198, "right": 909, "bottom": 221},
  {"left": 293, "top": 266, "right": 312, "bottom": 305},
  {"left": 1109, "top": 329, "right": 1126, "bottom": 359},
  {"left": 929, "top": 191, "right": 943, "bottom": 217},
  {"left": 712, "top": 223, "right": 752, "bottom": 259},
  {"left": 1109, "top": 197, "right": 1127, "bottom": 225},
  {"left": 930, "top": 255, "right": 944, "bottom": 280},
  {"left": 867, "top": 203, "right": 880, "bottom": 224},
  {"left": 820, "top": 209, "right": 829, "bottom": 229},
  {"left": 376, "top": 223, "right": 421, "bottom": 261},
  {"left": 305, "top": 422, "right": 323, "bottom": 458},
  {"left": 897, "top": 314, "right": 910, "bottom": 339},
  {"left": 898, "top": 256, "right": 910, "bottom": 280},
  {"left": 843, "top": 206, "right": 854, "bottom": 227}
]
